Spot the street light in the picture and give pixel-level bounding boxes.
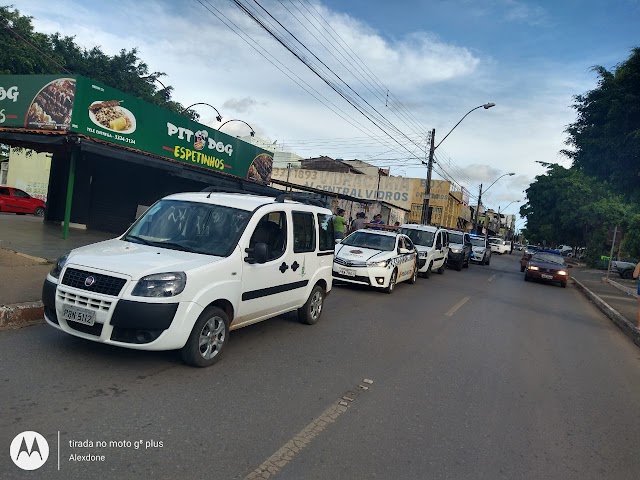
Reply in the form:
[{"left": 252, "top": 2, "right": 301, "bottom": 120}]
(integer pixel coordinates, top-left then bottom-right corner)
[
  {"left": 472, "top": 172, "right": 515, "bottom": 234},
  {"left": 218, "top": 119, "right": 255, "bottom": 137},
  {"left": 492, "top": 200, "right": 520, "bottom": 238},
  {"left": 421, "top": 102, "right": 495, "bottom": 225},
  {"left": 182, "top": 102, "right": 223, "bottom": 122}
]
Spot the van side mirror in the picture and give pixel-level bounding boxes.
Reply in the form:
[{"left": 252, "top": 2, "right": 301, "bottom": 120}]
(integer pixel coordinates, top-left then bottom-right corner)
[
  {"left": 245, "top": 242, "right": 269, "bottom": 264},
  {"left": 399, "top": 247, "right": 410, "bottom": 254}
]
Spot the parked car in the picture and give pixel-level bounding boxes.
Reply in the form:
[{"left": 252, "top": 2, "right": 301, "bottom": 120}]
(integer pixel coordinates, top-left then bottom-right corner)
[
  {"left": 445, "top": 229, "right": 472, "bottom": 271},
  {"left": 0, "top": 186, "right": 46, "bottom": 216},
  {"left": 399, "top": 224, "right": 449, "bottom": 278},
  {"left": 612, "top": 258, "right": 639, "bottom": 279},
  {"left": 524, "top": 251, "right": 572, "bottom": 288},
  {"left": 43, "top": 191, "right": 335, "bottom": 367},
  {"left": 333, "top": 227, "right": 417, "bottom": 293},
  {"left": 469, "top": 234, "right": 492, "bottom": 265},
  {"left": 488, "top": 237, "right": 510, "bottom": 254}
]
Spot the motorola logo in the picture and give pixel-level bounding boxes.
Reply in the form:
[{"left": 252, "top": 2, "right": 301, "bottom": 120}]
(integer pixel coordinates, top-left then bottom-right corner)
[{"left": 10, "top": 431, "right": 49, "bottom": 470}]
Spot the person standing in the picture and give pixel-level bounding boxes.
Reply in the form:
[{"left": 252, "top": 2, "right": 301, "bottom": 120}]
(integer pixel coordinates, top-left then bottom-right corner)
[
  {"left": 350, "top": 212, "right": 367, "bottom": 233},
  {"left": 333, "top": 208, "right": 348, "bottom": 240},
  {"left": 370, "top": 213, "right": 385, "bottom": 230}
]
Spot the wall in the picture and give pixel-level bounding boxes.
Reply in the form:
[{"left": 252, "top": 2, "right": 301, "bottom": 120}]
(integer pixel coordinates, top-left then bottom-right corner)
[{"left": 7, "top": 148, "right": 52, "bottom": 201}]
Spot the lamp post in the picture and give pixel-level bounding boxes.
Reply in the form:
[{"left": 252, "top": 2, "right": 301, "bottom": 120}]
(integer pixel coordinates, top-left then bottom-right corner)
[
  {"left": 493, "top": 200, "right": 520, "bottom": 239},
  {"left": 182, "top": 102, "right": 223, "bottom": 122},
  {"left": 421, "top": 102, "right": 495, "bottom": 225},
  {"left": 473, "top": 172, "right": 515, "bottom": 234},
  {"left": 218, "top": 119, "right": 255, "bottom": 137}
]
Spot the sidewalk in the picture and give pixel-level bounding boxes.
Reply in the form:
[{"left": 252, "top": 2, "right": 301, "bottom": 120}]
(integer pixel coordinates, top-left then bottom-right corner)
[
  {"left": 570, "top": 266, "right": 640, "bottom": 347},
  {"left": 0, "top": 214, "right": 113, "bottom": 328}
]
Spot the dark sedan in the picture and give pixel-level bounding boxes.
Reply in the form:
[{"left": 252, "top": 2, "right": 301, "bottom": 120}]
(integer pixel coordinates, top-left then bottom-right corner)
[{"left": 524, "top": 252, "right": 572, "bottom": 288}]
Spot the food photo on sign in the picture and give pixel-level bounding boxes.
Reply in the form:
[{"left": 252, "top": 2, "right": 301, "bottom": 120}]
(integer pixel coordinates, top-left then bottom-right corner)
[
  {"left": 25, "top": 77, "right": 76, "bottom": 130},
  {"left": 88, "top": 100, "right": 136, "bottom": 134}
]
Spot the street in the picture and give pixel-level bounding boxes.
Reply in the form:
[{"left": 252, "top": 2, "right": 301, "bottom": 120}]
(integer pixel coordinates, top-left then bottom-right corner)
[{"left": 2, "top": 253, "right": 640, "bottom": 479}]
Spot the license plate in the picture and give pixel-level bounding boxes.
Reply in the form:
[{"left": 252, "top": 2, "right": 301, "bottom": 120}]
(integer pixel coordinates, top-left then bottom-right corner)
[
  {"left": 541, "top": 274, "right": 553, "bottom": 280},
  {"left": 62, "top": 305, "right": 96, "bottom": 326},
  {"left": 338, "top": 267, "right": 356, "bottom": 277}
]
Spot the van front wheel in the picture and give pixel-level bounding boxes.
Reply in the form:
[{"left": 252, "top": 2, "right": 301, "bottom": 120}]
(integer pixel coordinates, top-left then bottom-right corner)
[
  {"left": 181, "top": 306, "right": 229, "bottom": 367},
  {"left": 298, "top": 285, "right": 325, "bottom": 325}
]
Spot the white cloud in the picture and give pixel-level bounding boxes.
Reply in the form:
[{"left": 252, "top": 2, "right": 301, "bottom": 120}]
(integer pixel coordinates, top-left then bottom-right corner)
[{"left": 12, "top": 0, "right": 606, "bottom": 208}]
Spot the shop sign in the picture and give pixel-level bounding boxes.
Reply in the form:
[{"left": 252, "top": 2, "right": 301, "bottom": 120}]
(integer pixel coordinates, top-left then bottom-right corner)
[{"left": 0, "top": 75, "right": 273, "bottom": 182}]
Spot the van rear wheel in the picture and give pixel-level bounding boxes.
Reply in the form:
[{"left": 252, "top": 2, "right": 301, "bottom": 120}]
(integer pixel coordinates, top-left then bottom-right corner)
[
  {"left": 298, "top": 285, "right": 325, "bottom": 325},
  {"left": 181, "top": 306, "right": 229, "bottom": 367}
]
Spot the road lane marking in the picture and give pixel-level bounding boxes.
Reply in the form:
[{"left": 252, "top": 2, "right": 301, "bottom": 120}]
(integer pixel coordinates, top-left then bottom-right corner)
[
  {"left": 488, "top": 274, "right": 496, "bottom": 282},
  {"left": 244, "top": 379, "right": 373, "bottom": 480},
  {"left": 445, "top": 296, "right": 470, "bottom": 317}
]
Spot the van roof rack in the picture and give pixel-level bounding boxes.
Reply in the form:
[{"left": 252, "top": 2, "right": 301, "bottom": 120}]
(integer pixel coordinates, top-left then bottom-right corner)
[
  {"left": 274, "top": 193, "right": 325, "bottom": 207},
  {"left": 200, "top": 186, "right": 265, "bottom": 196}
]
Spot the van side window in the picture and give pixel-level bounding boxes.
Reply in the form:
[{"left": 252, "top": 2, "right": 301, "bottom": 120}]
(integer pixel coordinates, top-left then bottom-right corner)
[
  {"left": 249, "top": 211, "right": 287, "bottom": 261},
  {"left": 317, "top": 213, "right": 334, "bottom": 251},
  {"left": 293, "top": 212, "right": 316, "bottom": 253}
]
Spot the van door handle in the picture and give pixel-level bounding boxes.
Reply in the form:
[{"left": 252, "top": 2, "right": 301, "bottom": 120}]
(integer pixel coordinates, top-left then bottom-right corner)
[
  {"left": 279, "top": 262, "right": 289, "bottom": 273},
  {"left": 291, "top": 261, "right": 299, "bottom": 272}
]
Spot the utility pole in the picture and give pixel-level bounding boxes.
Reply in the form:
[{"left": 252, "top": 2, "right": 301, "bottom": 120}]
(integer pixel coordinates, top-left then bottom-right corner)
[
  {"left": 473, "top": 183, "right": 483, "bottom": 234},
  {"left": 421, "top": 128, "right": 435, "bottom": 225}
]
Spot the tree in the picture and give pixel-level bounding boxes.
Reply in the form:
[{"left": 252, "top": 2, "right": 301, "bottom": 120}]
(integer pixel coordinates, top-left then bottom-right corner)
[
  {"left": 520, "top": 162, "right": 633, "bottom": 264},
  {"left": 0, "top": 5, "right": 198, "bottom": 120},
  {"left": 563, "top": 48, "right": 640, "bottom": 202}
]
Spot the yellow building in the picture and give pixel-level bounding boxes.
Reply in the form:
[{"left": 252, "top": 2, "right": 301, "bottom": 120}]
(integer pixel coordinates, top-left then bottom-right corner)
[
  {"left": 6, "top": 148, "right": 52, "bottom": 201},
  {"left": 271, "top": 167, "right": 468, "bottom": 229}
]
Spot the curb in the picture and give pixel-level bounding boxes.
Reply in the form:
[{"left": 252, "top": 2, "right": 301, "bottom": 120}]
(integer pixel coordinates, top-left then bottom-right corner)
[
  {"left": 0, "top": 301, "right": 45, "bottom": 330},
  {"left": 572, "top": 277, "right": 640, "bottom": 348},
  {"left": 606, "top": 278, "right": 638, "bottom": 298}
]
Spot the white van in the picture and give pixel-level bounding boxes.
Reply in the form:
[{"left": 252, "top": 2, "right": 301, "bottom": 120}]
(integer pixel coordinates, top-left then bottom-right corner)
[
  {"left": 399, "top": 224, "right": 449, "bottom": 278},
  {"left": 42, "top": 191, "right": 334, "bottom": 367}
]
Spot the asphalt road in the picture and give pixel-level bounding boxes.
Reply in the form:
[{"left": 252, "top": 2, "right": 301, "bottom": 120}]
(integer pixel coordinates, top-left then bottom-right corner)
[{"left": 2, "top": 253, "right": 640, "bottom": 479}]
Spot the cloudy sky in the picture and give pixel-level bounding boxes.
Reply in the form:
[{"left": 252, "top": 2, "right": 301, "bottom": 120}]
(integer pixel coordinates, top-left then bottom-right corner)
[{"left": 16, "top": 0, "right": 640, "bottom": 219}]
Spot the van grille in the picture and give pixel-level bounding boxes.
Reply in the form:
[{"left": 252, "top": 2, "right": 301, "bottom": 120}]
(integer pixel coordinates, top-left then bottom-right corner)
[{"left": 61, "top": 268, "right": 126, "bottom": 296}]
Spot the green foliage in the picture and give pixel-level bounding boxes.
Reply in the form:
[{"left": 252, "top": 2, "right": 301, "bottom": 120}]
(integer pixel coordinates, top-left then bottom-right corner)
[
  {"left": 520, "top": 162, "right": 633, "bottom": 251},
  {"left": 0, "top": 5, "right": 197, "bottom": 120},
  {"left": 622, "top": 214, "right": 640, "bottom": 259},
  {"left": 564, "top": 48, "right": 640, "bottom": 202}
]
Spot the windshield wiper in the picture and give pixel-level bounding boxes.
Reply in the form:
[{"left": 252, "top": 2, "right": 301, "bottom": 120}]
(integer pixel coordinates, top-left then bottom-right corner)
[
  {"left": 125, "top": 235, "right": 152, "bottom": 245},
  {"left": 155, "top": 241, "right": 199, "bottom": 253}
]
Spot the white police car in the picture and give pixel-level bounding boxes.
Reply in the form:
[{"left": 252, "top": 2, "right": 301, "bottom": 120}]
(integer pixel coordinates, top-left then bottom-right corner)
[
  {"left": 469, "top": 234, "right": 492, "bottom": 265},
  {"left": 333, "top": 228, "right": 418, "bottom": 293}
]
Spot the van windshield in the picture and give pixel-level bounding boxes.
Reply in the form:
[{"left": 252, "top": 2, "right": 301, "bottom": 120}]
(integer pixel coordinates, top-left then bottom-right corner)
[
  {"left": 399, "top": 228, "right": 435, "bottom": 247},
  {"left": 449, "top": 232, "right": 464, "bottom": 244},
  {"left": 124, "top": 199, "right": 251, "bottom": 256}
]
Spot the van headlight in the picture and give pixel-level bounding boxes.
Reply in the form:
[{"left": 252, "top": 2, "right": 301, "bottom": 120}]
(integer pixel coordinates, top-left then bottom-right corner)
[
  {"left": 50, "top": 252, "right": 70, "bottom": 279},
  {"left": 367, "top": 260, "right": 388, "bottom": 267},
  {"left": 132, "top": 272, "right": 187, "bottom": 297},
  {"left": 450, "top": 247, "right": 461, "bottom": 254}
]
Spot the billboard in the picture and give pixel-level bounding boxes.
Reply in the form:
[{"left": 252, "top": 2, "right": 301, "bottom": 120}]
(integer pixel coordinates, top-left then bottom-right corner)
[{"left": 0, "top": 75, "right": 273, "bottom": 182}]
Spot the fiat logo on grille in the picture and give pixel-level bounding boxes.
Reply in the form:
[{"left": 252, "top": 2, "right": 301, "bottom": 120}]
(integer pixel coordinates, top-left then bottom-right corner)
[{"left": 84, "top": 276, "right": 96, "bottom": 287}]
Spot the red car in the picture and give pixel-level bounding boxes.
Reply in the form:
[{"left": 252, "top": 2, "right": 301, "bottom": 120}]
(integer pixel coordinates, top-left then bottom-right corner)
[
  {"left": 0, "top": 186, "right": 46, "bottom": 216},
  {"left": 524, "top": 251, "right": 572, "bottom": 288}
]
